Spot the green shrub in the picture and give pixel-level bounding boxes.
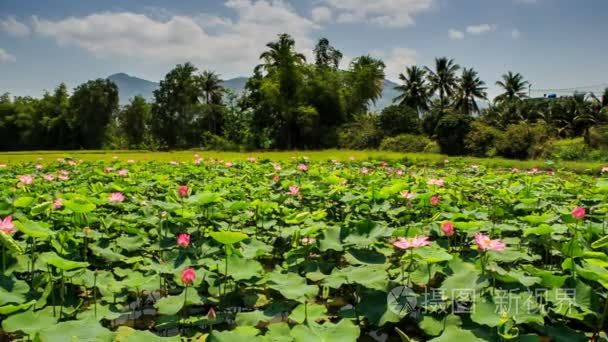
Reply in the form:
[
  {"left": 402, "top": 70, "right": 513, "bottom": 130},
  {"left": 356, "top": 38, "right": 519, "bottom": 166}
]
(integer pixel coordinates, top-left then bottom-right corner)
[
  {"left": 379, "top": 134, "right": 431, "bottom": 152},
  {"left": 337, "top": 114, "right": 381, "bottom": 149},
  {"left": 550, "top": 138, "right": 588, "bottom": 160},
  {"left": 587, "top": 125, "right": 608, "bottom": 149},
  {"left": 495, "top": 123, "right": 550, "bottom": 159},
  {"left": 435, "top": 113, "right": 472, "bottom": 155},
  {"left": 201, "top": 132, "right": 240, "bottom": 151},
  {"left": 464, "top": 120, "right": 501, "bottom": 157},
  {"left": 377, "top": 105, "right": 421, "bottom": 136}
]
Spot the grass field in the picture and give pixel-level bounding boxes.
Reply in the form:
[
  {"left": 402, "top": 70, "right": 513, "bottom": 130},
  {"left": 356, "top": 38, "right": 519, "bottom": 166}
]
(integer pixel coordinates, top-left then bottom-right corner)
[{"left": 0, "top": 149, "right": 605, "bottom": 173}]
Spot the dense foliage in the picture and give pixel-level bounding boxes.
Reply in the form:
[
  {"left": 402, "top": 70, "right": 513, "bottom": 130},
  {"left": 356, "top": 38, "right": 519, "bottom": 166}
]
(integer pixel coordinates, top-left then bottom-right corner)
[
  {"left": 1, "top": 157, "right": 608, "bottom": 341},
  {"left": 1, "top": 33, "right": 608, "bottom": 158}
]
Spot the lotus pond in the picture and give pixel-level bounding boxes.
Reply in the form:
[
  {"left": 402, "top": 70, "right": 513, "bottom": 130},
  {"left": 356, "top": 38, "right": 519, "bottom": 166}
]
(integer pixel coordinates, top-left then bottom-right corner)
[{"left": 1, "top": 156, "right": 608, "bottom": 341}]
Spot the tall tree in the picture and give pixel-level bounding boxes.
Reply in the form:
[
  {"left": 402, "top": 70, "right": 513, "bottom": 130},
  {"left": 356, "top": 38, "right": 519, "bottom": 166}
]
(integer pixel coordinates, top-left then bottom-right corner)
[
  {"left": 257, "top": 33, "right": 307, "bottom": 149},
  {"left": 425, "top": 57, "right": 460, "bottom": 109},
  {"left": 453, "top": 68, "right": 487, "bottom": 114},
  {"left": 198, "top": 70, "right": 224, "bottom": 105},
  {"left": 313, "top": 38, "right": 343, "bottom": 69},
  {"left": 198, "top": 70, "right": 225, "bottom": 135},
  {"left": 346, "top": 55, "right": 386, "bottom": 114},
  {"left": 69, "top": 79, "right": 119, "bottom": 149},
  {"left": 151, "top": 62, "right": 200, "bottom": 148},
  {"left": 119, "top": 95, "right": 150, "bottom": 148},
  {"left": 494, "top": 71, "right": 528, "bottom": 104},
  {"left": 393, "top": 65, "right": 430, "bottom": 114}
]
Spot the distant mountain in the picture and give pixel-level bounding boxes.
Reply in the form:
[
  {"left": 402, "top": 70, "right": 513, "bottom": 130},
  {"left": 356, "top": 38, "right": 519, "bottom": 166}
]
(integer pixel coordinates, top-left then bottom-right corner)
[
  {"left": 107, "top": 73, "right": 428, "bottom": 110},
  {"left": 107, "top": 73, "right": 158, "bottom": 104},
  {"left": 107, "top": 73, "right": 249, "bottom": 104}
]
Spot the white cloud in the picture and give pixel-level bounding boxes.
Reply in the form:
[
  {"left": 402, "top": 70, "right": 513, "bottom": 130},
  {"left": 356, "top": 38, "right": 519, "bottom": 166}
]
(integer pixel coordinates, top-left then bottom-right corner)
[
  {"left": 0, "top": 17, "right": 30, "bottom": 37},
  {"left": 511, "top": 28, "right": 521, "bottom": 39},
  {"left": 0, "top": 48, "right": 16, "bottom": 63},
  {"left": 372, "top": 47, "right": 417, "bottom": 81},
  {"left": 465, "top": 24, "right": 496, "bottom": 35},
  {"left": 448, "top": 28, "right": 464, "bottom": 40},
  {"left": 311, "top": 6, "right": 332, "bottom": 23},
  {"left": 30, "top": 0, "right": 319, "bottom": 76},
  {"left": 322, "top": 0, "right": 436, "bottom": 27}
]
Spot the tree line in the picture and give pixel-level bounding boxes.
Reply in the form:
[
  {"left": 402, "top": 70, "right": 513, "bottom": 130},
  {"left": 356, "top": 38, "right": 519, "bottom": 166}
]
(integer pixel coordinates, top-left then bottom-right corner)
[{"left": 1, "top": 33, "right": 607, "bottom": 158}]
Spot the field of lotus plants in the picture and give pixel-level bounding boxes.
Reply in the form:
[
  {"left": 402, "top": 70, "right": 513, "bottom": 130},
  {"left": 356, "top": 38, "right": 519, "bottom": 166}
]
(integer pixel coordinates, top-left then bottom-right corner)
[{"left": 1, "top": 155, "right": 608, "bottom": 341}]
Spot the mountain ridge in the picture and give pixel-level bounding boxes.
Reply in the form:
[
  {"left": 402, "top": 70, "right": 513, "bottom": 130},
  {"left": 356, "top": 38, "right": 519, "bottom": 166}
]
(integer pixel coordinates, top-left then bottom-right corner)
[{"left": 108, "top": 72, "right": 403, "bottom": 110}]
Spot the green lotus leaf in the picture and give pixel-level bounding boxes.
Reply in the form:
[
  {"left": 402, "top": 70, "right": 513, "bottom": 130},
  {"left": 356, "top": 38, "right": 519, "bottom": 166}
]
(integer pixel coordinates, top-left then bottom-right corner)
[
  {"left": 13, "top": 219, "right": 53, "bottom": 239},
  {"left": 290, "top": 320, "right": 360, "bottom": 342},
  {"left": 210, "top": 231, "right": 248, "bottom": 245},
  {"left": 114, "top": 326, "right": 181, "bottom": 341},
  {"left": 2, "top": 307, "right": 57, "bottom": 336},
  {"left": 39, "top": 251, "right": 89, "bottom": 271}
]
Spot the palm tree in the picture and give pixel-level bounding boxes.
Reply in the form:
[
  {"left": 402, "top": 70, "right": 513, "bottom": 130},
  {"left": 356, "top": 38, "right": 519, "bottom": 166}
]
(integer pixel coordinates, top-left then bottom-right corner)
[
  {"left": 425, "top": 57, "right": 460, "bottom": 109},
  {"left": 494, "top": 71, "right": 528, "bottom": 104},
  {"left": 258, "top": 33, "right": 306, "bottom": 148},
  {"left": 259, "top": 33, "right": 306, "bottom": 73},
  {"left": 346, "top": 55, "right": 386, "bottom": 114},
  {"left": 313, "top": 38, "right": 343, "bottom": 69},
  {"left": 453, "top": 68, "right": 487, "bottom": 114},
  {"left": 198, "top": 70, "right": 224, "bottom": 105},
  {"left": 393, "top": 65, "right": 430, "bottom": 114}
]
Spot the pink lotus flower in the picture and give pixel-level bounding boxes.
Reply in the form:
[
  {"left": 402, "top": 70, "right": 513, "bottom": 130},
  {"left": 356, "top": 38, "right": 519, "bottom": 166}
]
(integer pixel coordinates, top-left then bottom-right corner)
[
  {"left": 602, "top": 166, "right": 608, "bottom": 173},
  {"left": 360, "top": 167, "right": 370, "bottom": 175},
  {"left": 194, "top": 158, "right": 203, "bottom": 165},
  {"left": 529, "top": 168, "right": 539, "bottom": 175},
  {"left": 178, "top": 185, "right": 189, "bottom": 198},
  {"left": 400, "top": 191, "right": 415, "bottom": 200},
  {"left": 430, "top": 195, "right": 440, "bottom": 206},
  {"left": 181, "top": 267, "right": 196, "bottom": 285},
  {"left": 395, "top": 170, "right": 404, "bottom": 177},
  {"left": 108, "top": 192, "right": 125, "bottom": 203},
  {"left": 247, "top": 157, "right": 257, "bottom": 163},
  {"left": 393, "top": 236, "right": 430, "bottom": 250},
  {"left": 272, "top": 175, "right": 281, "bottom": 183},
  {"left": 117, "top": 169, "right": 128, "bottom": 176},
  {"left": 441, "top": 221, "right": 455, "bottom": 237},
  {"left": 18, "top": 175, "right": 33, "bottom": 185},
  {"left": 58, "top": 175, "right": 69, "bottom": 181},
  {"left": 104, "top": 167, "right": 114, "bottom": 173},
  {"left": 53, "top": 199, "right": 63, "bottom": 209},
  {"left": 511, "top": 168, "right": 520, "bottom": 173},
  {"left": 56, "top": 158, "right": 65, "bottom": 163},
  {"left": 427, "top": 178, "right": 445, "bottom": 187},
  {"left": 67, "top": 160, "right": 76, "bottom": 166},
  {"left": 0, "top": 216, "right": 16, "bottom": 235},
  {"left": 35, "top": 164, "right": 43, "bottom": 170},
  {"left": 43, "top": 174, "right": 55, "bottom": 182},
  {"left": 297, "top": 164, "right": 308, "bottom": 172},
  {"left": 177, "top": 233, "right": 191, "bottom": 248},
  {"left": 474, "top": 233, "right": 506, "bottom": 251},
  {"left": 59, "top": 170, "right": 69, "bottom": 176},
  {"left": 273, "top": 164, "right": 282, "bottom": 171},
  {"left": 225, "top": 161, "right": 233, "bottom": 167},
  {"left": 444, "top": 159, "right": 449, "bottom": 164},
  {"left": 288, "top": 185, "right": 300, "bottom": 196},
  {"left": 572, "top": 206, "right": 586, "bottom": 220}
]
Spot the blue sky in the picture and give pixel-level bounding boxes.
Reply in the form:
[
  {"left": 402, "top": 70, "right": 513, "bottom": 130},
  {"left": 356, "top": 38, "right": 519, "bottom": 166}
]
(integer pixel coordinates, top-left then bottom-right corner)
[{"left": 1, "top": 0, "right": 607, "bottom": 99}]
